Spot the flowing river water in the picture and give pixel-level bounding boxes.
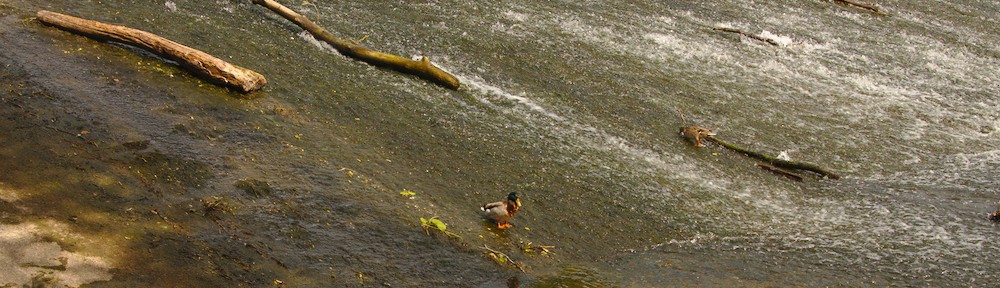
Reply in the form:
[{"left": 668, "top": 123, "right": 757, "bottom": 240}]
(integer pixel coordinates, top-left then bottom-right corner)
[{"left": 1, "top": 0, "right": 998, "bottom": 287}]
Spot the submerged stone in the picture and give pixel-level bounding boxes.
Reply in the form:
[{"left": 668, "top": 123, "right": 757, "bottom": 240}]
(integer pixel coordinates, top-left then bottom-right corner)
[{"left": 234, "top": 178, "right": 272, "bottom": 197}]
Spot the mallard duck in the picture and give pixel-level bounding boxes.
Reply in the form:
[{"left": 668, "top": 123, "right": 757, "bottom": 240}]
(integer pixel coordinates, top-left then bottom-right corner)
[
  {"left": 990, "top": 201, "right": 1000, "bottom": 222},
  {"left": 680, "top": 125, "right": 716, "bottom": 147},
  {"left": 481, "top": 192, "right": 521, "bottom": 229}
]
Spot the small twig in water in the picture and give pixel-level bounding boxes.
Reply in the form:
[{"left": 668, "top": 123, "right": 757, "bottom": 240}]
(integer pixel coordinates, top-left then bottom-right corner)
[
  {"left": 351, "top": 34, "right": 369, "bottom": 45},
  {"left": 712, "top": 27, "right": 779, "bottom": 46},
  {"left": 522, "top": 242, "right": 555, "bottom": 255},
  {"left": 832, "top": 0, "right": 888, "bottom": 16},
  {"left": 482, "top": 245, "right": 525, "bottom": 272}
]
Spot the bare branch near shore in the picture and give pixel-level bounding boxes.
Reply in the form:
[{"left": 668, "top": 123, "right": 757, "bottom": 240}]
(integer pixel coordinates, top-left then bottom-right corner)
[
  {"left": 252, "top": 0, "right": 460, "bottom": 90},
  {"left": 832, "top": 0, "right": 888, "bottom": 16},
  {"left": 712, "top": 27, "right": 780, "bottom": 46},
  {"left": 36, "top": 10, "right": 267, "bottom": 93}
]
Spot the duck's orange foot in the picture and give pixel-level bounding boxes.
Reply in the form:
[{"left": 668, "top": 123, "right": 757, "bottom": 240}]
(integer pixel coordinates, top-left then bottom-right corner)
[
  {"left": 502, "top": 223, "right": 514, "bottom": 229},
  {"left": 497, "top": 222, "right": 506, "bottom": 229}
]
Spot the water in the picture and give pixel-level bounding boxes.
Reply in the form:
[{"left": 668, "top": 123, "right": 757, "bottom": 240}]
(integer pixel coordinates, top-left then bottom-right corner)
[{"left": 2, "top": 0, "right": 999, "bottom": 286}]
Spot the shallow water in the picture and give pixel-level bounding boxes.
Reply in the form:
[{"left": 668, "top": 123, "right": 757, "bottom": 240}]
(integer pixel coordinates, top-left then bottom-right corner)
[{"left": 1, "top": 0, "right": 999, "bottom": 286}]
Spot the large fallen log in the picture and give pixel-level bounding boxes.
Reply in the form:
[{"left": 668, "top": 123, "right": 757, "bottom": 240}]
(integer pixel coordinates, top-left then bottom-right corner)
[
  {"left": 252, "top": 0, "right": 460, "bottom": 90},
  {"left": 36, "top": 10, "right": 267, "bottom": 94}
]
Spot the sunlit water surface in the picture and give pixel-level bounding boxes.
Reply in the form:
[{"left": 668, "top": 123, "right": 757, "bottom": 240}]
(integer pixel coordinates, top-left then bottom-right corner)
[{"left": 11, "top": 0, "right": 1000, "bottom": 286}]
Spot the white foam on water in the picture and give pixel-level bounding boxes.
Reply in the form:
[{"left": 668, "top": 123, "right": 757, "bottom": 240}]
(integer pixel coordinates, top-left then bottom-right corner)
[
  {"left": 643, "top": 32, "right": 734, "bottom": 62},
  {"left": 440, "top": 2, "right": 1000, "bottom": 282},
  {"left": 455, "top": 72, "right": 730, "bottom": 194},
  {"left": 758, "top": 30, "right": 793, "bottom": 46},
  {"left": 478, "top": 8, "right": 889, "bottom": 216},
  {"left": 776, "top": 151, "right": 791, "bottom": 161},
  {"left": 458, "top": 74, "right": 566, "bottom": 122},
  {"left": 542, "top": 11, "right": 737, "bottom": 64},
  {"left": 164, "top": 0, "right": 177, "bottom": 12},
  {"left": 502, "top": 9, "right": 529, "bottom": 22},
  {"left": 509, "top": 2, "right": 997, "bottom": 159},
  {"left": 296, "top": 31, "right": 341, "bottom": 55},
  {"left": 698, "top": 191, "right": 998, "bottom": 280},
  {"left": 884, "top": 149, "right": 1000, "bottom": 189}
]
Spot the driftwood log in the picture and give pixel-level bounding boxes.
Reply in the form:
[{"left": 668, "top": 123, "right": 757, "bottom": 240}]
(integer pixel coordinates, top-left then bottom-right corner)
[
  {"left": 712, "top": 27, "right": 780, "bottom": 46},
  {"left": 706, "top": 135, "right": 842, "bottom": 179},
  {"left": 36, "top": 10, "right": 267, "bottom": 93},
  {"left": 252, "top": 0, "right": 460, "bottom": 90},
  {"left": 832, "top": 0, "right": 887, "bottom": 16}
]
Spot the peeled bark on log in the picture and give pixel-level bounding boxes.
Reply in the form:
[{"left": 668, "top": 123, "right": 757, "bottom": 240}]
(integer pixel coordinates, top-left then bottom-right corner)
[
  {"left": 36, "top": 10, "right": 267, "bottom": 93},
  {"left": 712, "top": 27, "right": 780, "bottom": 46},
  {"left": 252, "top": 0, "right": 460, "bottom": 90},
  {"left": 832, "top": 0, "right": 887, "bottom": 16},
  {"left": 706, "top": 136, "right": 843, "bottom": 180}
]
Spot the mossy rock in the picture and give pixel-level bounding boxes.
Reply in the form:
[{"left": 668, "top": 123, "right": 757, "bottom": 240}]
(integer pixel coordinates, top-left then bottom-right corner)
[
  {"left": 121, "top": 140, "right": 150, "bottom": 150},
  {"left": 131, "top": 152, "right": 212, "bottom": 188},
  {"left": 234, "top": 178, "right": 272, "bottom": 197}
]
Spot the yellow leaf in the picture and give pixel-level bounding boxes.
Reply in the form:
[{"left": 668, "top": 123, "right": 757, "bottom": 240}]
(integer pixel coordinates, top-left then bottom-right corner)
[
  {"left": 400, "top": 189, "right": 416, "bottom": 198},
  {"left": 429, "top": 218, "right": 446, "bottom": 231}
]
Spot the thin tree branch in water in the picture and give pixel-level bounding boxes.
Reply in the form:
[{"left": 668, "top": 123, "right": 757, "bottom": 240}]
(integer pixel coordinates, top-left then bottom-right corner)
[
  {"left": 832, "top": 0, "right": 888, "bottom": 16},
  {"left": 756, "top": 163, "right": 804, "bottom": 182},
  {"left": 482, "top": 245, "right": 525, "bottom": 272},
  {"left": 707, "top": 136, "right": 843, "bottom": 180},
  {"left": 252, "top": 0, "right": 460, "bottom": 90},
  {"left": 712, "top": 27, "right": 779, "bottom": 46}
]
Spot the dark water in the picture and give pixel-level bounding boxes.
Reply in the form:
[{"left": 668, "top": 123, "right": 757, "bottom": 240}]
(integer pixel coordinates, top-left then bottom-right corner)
[{"left": 1, "top": 0, "right": 999, "bottom": 286}]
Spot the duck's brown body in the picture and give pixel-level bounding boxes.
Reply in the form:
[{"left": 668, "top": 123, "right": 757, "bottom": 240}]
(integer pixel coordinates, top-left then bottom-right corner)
[
  {"left": 990, "top": 201, "right": 1000, "bottom": 222},
  {"left": 680, "top": 125, "right": 716, "bottom": 147},
  {"left": 481, "top": 192, "right": 521, "bottom": 229}
]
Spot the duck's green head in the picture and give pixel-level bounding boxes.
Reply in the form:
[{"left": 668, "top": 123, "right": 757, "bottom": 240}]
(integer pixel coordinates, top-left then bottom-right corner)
[{"left": 507, "top": 192, "right": 521, "bottom": 207}]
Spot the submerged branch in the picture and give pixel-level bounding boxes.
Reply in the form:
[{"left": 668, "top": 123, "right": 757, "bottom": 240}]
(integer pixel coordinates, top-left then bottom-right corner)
[
  {"left": 522, "top": 242, "right": 556, "bottom": 255},
  {"left": 252, "top": 0, "right": 460, "bottom": 90},
  {"left": 482, "top": 245, "right": 525, "bottom": 272},
  {"left": 707, "top": 136, "right": 842, "bottom": 180},
  {"left": 36, "top": 10, "right": 267, "bottom": 93},
  {"left": 756, "top": 163, "right": 804, "bottom": 182},
  {"left": 832, "top": 0, "right": 888, "bottom": 16},
  {"left": 712, "top": 27, "right": 779, "bottom": 46}
]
